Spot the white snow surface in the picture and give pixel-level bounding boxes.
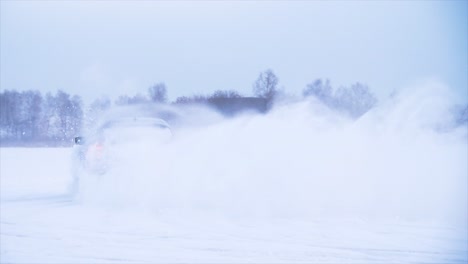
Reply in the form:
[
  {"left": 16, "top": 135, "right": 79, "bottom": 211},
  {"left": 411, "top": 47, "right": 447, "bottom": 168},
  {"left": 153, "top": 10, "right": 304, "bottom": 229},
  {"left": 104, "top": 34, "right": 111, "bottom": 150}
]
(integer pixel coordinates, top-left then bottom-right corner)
[{"left": 1, "top": 83, "right": 468, "bottom": 263}]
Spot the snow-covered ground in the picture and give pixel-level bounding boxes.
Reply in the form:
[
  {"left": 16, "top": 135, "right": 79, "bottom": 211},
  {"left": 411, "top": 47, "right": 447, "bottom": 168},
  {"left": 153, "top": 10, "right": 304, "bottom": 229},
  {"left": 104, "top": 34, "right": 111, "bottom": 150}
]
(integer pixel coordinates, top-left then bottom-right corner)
[
  {"left": 1, "top": 86, "right": 468, "bottom": 263},
  {"left": 1, "top": 147, "right": 466, "bottom": 263}
]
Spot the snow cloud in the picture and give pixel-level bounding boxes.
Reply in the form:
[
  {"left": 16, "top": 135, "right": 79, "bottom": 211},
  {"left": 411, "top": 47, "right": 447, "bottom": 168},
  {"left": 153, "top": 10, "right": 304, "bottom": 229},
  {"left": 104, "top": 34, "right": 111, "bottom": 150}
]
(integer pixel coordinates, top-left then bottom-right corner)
[{"left": 77, "top": 81, "right": 467, "bottom": 230}]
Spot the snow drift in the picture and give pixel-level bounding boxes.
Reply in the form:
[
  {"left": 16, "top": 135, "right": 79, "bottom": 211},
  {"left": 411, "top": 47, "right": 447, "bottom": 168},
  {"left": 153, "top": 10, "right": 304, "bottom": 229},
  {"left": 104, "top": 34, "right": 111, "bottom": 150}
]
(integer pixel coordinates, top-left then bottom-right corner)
[{"left": 75, "top": 81, "right": 467, "bottom": 229}]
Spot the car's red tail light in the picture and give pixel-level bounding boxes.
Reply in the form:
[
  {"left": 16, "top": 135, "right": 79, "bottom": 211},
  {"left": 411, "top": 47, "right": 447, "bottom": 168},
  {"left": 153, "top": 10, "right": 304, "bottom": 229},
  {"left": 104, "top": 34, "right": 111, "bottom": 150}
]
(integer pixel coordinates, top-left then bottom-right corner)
[{"left": 86, "top": 142, "right": 104, "bottom": 159}]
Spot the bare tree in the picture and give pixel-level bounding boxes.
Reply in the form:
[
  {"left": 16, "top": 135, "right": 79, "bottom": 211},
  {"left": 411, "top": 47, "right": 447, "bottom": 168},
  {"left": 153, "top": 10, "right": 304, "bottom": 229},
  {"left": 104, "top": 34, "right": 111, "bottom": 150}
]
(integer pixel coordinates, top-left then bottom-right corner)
[
  {"left": 303, "top": 79, "right": 377, "bottom": 118},
  {"left": 303, "top": 79, "right": 332, "bottom": 103},
  {"left": 253, "top": 69, "right": 279, "bottom": 100},
  {"left": 334, "top": 83, "right": 377, "bottom": 118},
  {"left": 174, "top": 94, "right": 207, "bottom": 105},
  {"left": 148, "top": 83, "right": 167, "bottom": 103},
  {"left": 210, "top": 90, "right": 242, "bottom": 99},
  {"left": 115, "top": 94, "right": 148, "bottom": 105}
]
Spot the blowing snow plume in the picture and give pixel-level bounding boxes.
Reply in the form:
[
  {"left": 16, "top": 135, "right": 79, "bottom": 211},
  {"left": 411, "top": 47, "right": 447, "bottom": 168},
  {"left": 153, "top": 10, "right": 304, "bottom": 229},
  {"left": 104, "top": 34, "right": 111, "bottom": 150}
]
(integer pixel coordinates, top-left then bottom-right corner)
[{"left": 74, "top": 82, "right": 467, "bottom": 229}]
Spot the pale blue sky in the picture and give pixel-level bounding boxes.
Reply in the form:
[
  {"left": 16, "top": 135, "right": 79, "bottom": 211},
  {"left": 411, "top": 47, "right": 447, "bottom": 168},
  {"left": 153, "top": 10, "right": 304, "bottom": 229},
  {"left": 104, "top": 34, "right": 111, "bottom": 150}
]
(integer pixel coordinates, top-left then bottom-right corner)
[{"left": 1, "top": 1, "right": 467, "bottom": 104}]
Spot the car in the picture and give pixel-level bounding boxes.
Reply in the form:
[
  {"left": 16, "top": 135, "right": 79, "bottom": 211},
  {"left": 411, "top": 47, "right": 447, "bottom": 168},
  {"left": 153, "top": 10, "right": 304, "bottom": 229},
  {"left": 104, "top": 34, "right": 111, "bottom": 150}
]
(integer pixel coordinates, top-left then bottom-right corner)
[{"left": 70, "top": 116, "right": 172, "bottom": 197}]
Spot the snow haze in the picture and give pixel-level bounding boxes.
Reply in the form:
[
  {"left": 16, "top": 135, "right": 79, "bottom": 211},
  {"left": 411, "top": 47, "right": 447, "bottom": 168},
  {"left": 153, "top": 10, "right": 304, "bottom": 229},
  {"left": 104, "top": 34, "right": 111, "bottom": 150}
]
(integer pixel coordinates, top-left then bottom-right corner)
[
  {"left": 1, "top": 0, "right": 467, "bottom": 261},
  {"left": 76, "top": 81, "right": 467, "bottom": 223},
  {"left": 1, "top": 81, "right": 467, "bottom": 262}
]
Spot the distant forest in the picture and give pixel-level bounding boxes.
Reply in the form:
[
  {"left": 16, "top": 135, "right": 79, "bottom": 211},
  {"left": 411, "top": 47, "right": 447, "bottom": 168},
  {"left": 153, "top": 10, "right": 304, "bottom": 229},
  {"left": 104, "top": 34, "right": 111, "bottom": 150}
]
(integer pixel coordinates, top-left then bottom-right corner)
[{"left": 1, "top": 70, "right": 467, "bottom": 146}]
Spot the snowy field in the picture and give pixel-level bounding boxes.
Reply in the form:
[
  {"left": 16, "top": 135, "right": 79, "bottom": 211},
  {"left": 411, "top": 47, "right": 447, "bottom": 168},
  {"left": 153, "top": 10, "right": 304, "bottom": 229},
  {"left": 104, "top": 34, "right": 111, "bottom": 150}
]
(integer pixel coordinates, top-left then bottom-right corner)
[
  {"left": 1, "top": 87, "right": 468, "bottom": 263},
  {"left": 1, "top": 147, "right": 466, "bottom": 263}
]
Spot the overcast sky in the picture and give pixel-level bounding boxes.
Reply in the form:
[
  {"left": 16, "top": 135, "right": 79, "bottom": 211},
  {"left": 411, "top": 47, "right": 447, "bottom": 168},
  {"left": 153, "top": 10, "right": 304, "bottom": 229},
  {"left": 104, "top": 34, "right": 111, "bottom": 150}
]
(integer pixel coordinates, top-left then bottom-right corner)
[{"left": 1, "top": 1, "right": 467, "bottom": 104}]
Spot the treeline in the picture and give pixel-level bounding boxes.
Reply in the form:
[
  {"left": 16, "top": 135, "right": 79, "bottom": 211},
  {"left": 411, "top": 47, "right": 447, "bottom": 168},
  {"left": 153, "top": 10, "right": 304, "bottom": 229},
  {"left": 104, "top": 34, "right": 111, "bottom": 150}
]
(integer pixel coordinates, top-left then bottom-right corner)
[
  {"left": 0, "top": 90, "right": 82, "bottom": 146},
  {"left": 1, "top": 69, "right": 466, "bottom": 146},
  {"left": 103, "top": 69, "right": 378, "bottom": 118}
]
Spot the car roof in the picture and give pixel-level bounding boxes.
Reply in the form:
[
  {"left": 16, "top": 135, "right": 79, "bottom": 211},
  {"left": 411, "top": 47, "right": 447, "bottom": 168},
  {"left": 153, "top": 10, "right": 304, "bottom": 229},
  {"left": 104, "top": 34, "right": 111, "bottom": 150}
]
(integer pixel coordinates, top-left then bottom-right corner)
[{"left": 100, "top": 117, "right": 170, "bottom": 130}]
